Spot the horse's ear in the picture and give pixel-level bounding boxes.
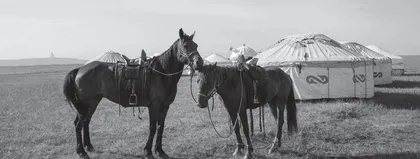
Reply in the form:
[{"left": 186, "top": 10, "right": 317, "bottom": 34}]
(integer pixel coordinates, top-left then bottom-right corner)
[
  {"left": 190, "top": 31, "right": 196, "bottom": 40},
  {"left": 209, "top": 62, "right": 217, "bottom": 71},
  {"left": 211, "top": 62, "right": 217, "bottom": 70},
  {"left": 179, "top": 28, "right": 185, "bottom": 40}
]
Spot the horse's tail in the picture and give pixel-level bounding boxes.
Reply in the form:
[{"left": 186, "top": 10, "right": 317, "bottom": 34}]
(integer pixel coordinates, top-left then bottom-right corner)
[
  {"left": 286, "top": 82, "right": 298, "bottom": 134},
  {"left": 63, "top": 68, "right": 80, "bottom": 111}
]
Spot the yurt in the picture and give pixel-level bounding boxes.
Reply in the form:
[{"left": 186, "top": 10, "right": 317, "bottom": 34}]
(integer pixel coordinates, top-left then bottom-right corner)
[
  {"left": 230, "top": 44, "right": 258, "bottom": 61},
  {"left": 366, "top": 45, "right": 404, "bottom": 75},
  {"left": 344, "top": 42, "right": 392, "bottom": 85},
  {"left": 85, "top": 51, "right": 128, "bottom": 65},
  {"left": 205, "top": 53, "right": 231, "bottom": 65},
  {"left": 254, "top": 33, "right": 374, "bottom": 100}
]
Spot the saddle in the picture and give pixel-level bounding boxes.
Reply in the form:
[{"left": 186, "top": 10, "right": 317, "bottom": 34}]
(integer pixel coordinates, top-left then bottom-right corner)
[
  {"left": 115, "top": 50, "right": 151, "bottom": 107},
  {"left": 238, "top": 64, "right": 268, "bottom": 106}
]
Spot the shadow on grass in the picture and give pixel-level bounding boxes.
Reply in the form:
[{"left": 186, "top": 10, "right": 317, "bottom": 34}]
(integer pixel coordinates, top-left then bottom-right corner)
[
  {"left": 93, "top": 150, "right": 143, "bottom": 159},
  {"left": 297, "top": 98, "right": 368, "bottom": 104},
  {"left": 401, "top": 73, "right": 420, "bottom": 77},
  {"left": 308, "top": 152, "right": 420, "bottom": 159},
  {"left": 371, "top": 92, "right": 420, "bottom": 109},
  {"left": 376, "top": 80, "right": 420, "bottom": 88},
  {"left": 295, "top": 92, "right": 420, "bottom": 110},
  {"left": 173, "top": 150, "right": 305, "bottom": 159},
  {"left": 172, "top": 152, "right": 230, "bottom": 159}
]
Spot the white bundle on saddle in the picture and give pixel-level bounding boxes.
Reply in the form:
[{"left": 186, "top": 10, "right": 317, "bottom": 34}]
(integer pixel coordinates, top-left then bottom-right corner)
[{"left": 247, "top": 58, "right": 259, "bottom": 65}]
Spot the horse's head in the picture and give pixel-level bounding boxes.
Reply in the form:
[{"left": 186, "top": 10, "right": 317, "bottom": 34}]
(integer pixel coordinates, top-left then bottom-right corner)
[
  {"left": 177, "top": 28, "right": 204, "bottom": 71},
  {"left": 196, "top": 63, "right": 218, "bottom": 108}
]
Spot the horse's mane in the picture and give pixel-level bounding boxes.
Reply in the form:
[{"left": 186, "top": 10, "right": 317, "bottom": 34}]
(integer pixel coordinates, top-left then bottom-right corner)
[
  {"left": 156, "top": 39, "right": 178, "bottom": 63},
  {"left": 151, "top": 39, "right": 183, "bottom": 72},
  {"left": 202, "top": 65, "right": 241, "bottom": 89}
]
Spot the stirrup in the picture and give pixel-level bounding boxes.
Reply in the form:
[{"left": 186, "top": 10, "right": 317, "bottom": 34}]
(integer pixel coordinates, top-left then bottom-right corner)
[{"left": 129, "top": 93, "right": 138, "bottom": 105}]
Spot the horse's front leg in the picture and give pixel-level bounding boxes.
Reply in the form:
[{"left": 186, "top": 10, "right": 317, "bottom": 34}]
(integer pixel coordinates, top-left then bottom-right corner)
[
  {"left": 154, "top": 105, "right": 170, "bottom": 159},
  {"left": 144, "top": 106, "right": 158, "bottom": 159},
  {"left": 239, "top": 110, "right": 253, "bottom": 159},
  {"left": 229, "top": 111, "right": 244, "bottom": 157}
]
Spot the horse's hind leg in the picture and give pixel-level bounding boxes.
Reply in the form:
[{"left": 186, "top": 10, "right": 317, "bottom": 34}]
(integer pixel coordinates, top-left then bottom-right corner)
[
  {"left": 73, "top": 106, "right": 90, "bottom": 159},
  {"left": 268, "top": 101, "right": 278, "bottom": 120},
  {"left": 154, "top": 105, "right": 169, "bottom": 158},
  {"left": 268, "top": 100, "right": 286, "bottom": 154},
  {"left": 239, "top": 111, "right": 253, "bottom": 159},
  {"left": 83, "top": 98, "right": 101, "bottom": 152}
]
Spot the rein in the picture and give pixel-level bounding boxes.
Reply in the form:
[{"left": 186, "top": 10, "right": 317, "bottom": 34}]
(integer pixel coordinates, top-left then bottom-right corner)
[{"left": 139, "top": 57, "right": 186, "bottom": 76}]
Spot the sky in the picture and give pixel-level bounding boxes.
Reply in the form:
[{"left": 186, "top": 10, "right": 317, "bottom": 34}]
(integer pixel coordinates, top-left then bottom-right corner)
[{"left": 0, "top": 0, "right": 419, "bottom": 60}]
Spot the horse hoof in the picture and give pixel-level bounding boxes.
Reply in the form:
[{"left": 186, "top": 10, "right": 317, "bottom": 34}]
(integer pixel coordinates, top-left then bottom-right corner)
[
  {"left": 268, "top": 145, "right": 278, "bottom": 154},
  {"left": 79, "top": 153, "right": 91, "bottom": 159},
  {"left": 85, "top": 146, "right": 96, "bottom": 152},
  {"left": 157, "top": 153, "right": 170, "bottom": 159},
  {"left": 243, "top": 153, "right": 253, "bottom": 159},
  {"left": 145, "top": 154, "right": 155, "bottom": 159},
  {"left": 232, "top": 149, "right": 243, "bottom": 156}
]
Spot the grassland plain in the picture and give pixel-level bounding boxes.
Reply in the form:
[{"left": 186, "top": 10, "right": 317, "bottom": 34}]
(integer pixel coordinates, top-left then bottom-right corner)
[{"left": 0, "top": 64, "right": 420, "bottom": 159}]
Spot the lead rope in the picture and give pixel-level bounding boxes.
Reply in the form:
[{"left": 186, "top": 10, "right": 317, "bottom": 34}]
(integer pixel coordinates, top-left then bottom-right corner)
[
  {"left": 189, "top": 71, "right": 198, "bottom": 103},
  {"left": 115, "top": 62, "right": 122, "bottom": 116}
]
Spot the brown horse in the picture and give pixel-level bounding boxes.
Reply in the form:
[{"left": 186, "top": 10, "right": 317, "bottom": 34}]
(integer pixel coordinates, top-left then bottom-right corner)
[
  {"left": 196, "top": 63, "right": 298, "bottom": 159},
  {"left": 63, "top": 28, "right": 204, "bottom": 159}
]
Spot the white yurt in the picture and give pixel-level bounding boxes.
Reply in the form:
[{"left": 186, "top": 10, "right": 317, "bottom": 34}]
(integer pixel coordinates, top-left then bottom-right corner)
[
  {"left": 205, "top": 53, "right": 231, "bottom": 65},
  {"left": 85, "top": 51, "right": 128, "bottom": 65},
  {"left": 254, "top": 33, "right": 374, "bottom": 100},
  {"left": 344, "top": 42, "right": 392, "bottom": 85},
  {"left": 230, "top": 44, "right": 258, "bottom": 61},
  {"left": 366, "top": 45, "right": 404, "bottom": 75}
]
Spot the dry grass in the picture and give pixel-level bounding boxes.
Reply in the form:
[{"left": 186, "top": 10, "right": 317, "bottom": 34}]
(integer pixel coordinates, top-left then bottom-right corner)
[{"left": 1, "top": 65, "right": 420, "bottom": 159}]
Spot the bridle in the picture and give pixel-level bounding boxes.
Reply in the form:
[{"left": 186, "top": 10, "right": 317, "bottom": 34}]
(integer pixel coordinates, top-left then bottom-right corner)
[
  {"left": 139, "top": 39, "right": 200, "bottom": 77},
  {"left": 177, "top": 40, "right": 200, "bottom": 69},
  {"left": 197, "top": 69, "right": 231, "bottom": 100}
]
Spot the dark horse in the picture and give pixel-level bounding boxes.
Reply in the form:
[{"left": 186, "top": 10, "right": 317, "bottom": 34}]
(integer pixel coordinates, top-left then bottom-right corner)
[
  {"left": 63, "top": 28, "right": 204, "bottom": 159},
  {"left": 196, "top": 63, "right": 298, "bottom": 159}
]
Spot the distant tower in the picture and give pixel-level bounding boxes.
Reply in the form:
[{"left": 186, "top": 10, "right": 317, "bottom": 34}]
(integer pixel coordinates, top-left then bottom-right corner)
[{"left": 50, "top": 52, "right": 56, "bottom": 58}]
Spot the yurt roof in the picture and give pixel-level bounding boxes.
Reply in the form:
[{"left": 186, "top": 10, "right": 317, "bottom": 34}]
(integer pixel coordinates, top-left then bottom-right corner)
[
  {"left": 230, "top": 44, "right": 258, "bottom": 60},
  {"left": 85, "top": 51, "right": 128, "bottom": 65},
  {"left": 205, "top": 53, "right": 231, "bottom": 63},
  {"left": 366, "top": 45, "right": 403, "bottom": 60},
  {"left": 254, "top": 33, "right": 370, "bottom": 67},
  {"left": 344, "top": 42, "right": 391, "bottom": 61}
]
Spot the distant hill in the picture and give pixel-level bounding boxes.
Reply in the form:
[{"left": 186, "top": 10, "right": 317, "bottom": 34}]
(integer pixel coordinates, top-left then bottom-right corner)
[{"left": 0, "top": 57, "right": 87, "bottom": 67}]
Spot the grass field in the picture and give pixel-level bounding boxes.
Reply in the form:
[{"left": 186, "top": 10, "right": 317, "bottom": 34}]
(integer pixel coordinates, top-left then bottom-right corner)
[{"left": 1, "top": 62, "right": 420, "bottom": 159}]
